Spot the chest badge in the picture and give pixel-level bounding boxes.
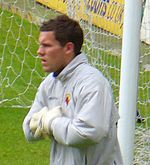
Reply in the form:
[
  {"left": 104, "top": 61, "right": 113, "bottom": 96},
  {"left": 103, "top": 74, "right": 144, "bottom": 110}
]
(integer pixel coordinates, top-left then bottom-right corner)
[{"left": 65, "top": 93, "right": 71, "bottom": 106}]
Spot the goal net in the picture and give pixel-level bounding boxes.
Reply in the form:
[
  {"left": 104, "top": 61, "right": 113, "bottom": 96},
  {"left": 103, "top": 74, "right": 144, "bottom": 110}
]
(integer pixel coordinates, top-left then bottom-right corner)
[{"left": 0, "top": 0, "right": 149, "bottom": 164}]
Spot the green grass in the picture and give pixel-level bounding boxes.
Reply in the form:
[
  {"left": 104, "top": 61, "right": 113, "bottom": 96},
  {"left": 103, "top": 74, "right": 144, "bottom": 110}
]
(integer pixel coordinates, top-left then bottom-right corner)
[{"left": 0, "top": 107, "right": 50, "bottom": 165}]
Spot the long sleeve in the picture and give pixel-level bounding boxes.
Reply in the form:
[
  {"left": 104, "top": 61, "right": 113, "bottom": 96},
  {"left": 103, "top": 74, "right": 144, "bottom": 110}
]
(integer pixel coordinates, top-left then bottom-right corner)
[{"left": 22, "top": 82, "right": 46, "bottom": 141}]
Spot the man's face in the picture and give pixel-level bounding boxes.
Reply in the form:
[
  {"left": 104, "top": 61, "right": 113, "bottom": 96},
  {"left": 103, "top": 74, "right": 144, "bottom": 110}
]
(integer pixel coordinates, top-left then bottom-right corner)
[{"left": 37, "top": 31, "right": 67, "bottom": 73}]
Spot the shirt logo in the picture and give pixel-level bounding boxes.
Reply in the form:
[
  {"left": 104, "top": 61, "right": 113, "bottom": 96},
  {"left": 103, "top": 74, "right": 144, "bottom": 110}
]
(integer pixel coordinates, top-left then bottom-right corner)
[{"left": 65, "top": 94, "right": 71, "bottom": 106}]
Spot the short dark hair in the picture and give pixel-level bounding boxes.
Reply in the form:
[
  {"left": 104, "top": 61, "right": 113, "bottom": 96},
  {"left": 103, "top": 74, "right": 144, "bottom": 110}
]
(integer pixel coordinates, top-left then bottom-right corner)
[{"left": 40, "top": 15, "right": 84, "bottom": 55}]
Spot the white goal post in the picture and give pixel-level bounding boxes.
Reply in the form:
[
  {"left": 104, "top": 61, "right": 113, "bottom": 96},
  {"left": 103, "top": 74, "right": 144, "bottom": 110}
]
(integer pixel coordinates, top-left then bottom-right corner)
[{"left": 118, "top": 0, "right": 142, "bottom": 164}]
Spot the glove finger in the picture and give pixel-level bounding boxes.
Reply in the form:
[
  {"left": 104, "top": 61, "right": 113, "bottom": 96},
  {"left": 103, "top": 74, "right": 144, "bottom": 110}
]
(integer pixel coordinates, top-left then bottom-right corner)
[
  {"left": 41, "top": 107, "right": 63, "bottom": 134},
  {"left": 30, "top": 118, "right": 38, "bottom": 133},
  {"left": 32, "top": 113, "right": 39, "bottom": 120},
  {"left": 36, "top": 107, "right": 49, "bottom": 118},
  {"left": 34, "top": 127, "right": 42, "bottom": 138}
]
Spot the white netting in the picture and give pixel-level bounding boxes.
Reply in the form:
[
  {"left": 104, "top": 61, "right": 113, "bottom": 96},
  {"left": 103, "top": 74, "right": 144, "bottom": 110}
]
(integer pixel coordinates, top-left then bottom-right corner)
[
  {"left": 0, "top": 0, "right": 149, "bottom": 164},
  {"left": 0, "top": 0, "right": 55, "bottom": 107}
]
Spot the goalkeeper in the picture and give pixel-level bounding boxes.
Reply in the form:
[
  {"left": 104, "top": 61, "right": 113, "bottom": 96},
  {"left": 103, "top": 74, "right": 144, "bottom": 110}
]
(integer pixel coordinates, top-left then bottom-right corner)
[{"left": 23, "top": 15, "right": 122, "bottom": 165}]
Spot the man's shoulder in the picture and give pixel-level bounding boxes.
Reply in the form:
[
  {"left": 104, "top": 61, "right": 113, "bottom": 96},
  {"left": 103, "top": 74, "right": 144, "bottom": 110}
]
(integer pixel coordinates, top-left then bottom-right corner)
[
  {"left": 78, "top": 63, "right": 106, "bottom": 81},
  {"left": 40, "top": 73, "right": 54, "bottom": 86},
  {"left": 73, "top": 63, "right": 109, "bottom": 90}
]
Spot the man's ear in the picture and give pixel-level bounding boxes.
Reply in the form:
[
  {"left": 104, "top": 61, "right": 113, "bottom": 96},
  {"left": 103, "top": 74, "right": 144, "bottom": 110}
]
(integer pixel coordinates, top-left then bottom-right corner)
[{"left": 65, "top": 42, "right": 74, "bottom": 54}]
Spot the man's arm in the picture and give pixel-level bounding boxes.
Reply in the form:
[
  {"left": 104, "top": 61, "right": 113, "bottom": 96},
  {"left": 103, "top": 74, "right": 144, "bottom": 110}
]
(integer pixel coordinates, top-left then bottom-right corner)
[{"left": 22, "top": 82, "right": 46, "bottom": 141}]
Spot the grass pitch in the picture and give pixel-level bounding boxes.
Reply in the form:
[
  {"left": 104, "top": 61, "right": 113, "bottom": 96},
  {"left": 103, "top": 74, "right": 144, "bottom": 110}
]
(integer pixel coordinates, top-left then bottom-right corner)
[{"left": 0, "top": 107, "right": 50, "bottom": 165}]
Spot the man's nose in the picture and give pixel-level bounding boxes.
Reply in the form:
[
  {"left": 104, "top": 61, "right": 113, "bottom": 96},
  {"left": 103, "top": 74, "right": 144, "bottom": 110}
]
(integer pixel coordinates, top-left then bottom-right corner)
[{"left": 37, "top": 47, "right": 44, "bottom": 56}]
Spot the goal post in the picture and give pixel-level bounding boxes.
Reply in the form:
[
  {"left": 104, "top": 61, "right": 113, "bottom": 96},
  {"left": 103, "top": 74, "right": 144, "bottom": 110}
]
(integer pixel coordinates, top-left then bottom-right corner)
[{"left": 117, "top": 0, "right": 142, "bottom": 164}]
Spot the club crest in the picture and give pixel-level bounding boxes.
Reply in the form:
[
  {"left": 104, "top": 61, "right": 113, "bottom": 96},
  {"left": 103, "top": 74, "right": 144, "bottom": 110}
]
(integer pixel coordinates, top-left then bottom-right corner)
[{"left": 65, "top": 93, "right": 71, "bottom": 105}]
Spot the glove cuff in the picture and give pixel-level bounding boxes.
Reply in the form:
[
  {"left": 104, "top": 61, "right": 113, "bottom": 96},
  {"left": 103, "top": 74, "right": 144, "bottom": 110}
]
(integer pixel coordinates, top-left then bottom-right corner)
[{"left": 42, "top": 106, "right": 63, "bottom": 134}]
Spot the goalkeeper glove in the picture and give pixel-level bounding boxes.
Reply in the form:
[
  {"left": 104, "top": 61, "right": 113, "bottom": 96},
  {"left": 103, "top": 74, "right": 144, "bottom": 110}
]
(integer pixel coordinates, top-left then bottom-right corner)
[
  {"left": 29, "top": 106, "right": 49, "bottom": 138},
  {"left": 29, "top": 106, "right": 64, "bottom": 138},
  {"left": 40, "top": 106, "right": 64, "bottom": 134},
  {"left": 29, "top": 107, "right": 48, "bottom": 133}
]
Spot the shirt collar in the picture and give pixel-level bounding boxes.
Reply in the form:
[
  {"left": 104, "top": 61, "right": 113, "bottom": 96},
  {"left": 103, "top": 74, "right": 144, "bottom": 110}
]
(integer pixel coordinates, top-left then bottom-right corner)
[{"left": 53, "top": 52, "right": 88, "bottom": 82}]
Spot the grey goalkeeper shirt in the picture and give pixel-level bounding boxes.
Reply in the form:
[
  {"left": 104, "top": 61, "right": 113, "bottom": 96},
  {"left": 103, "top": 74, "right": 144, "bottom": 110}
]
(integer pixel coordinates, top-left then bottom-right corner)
[{"left": 23, "top": 53, "right": 123, "bottom": 165}]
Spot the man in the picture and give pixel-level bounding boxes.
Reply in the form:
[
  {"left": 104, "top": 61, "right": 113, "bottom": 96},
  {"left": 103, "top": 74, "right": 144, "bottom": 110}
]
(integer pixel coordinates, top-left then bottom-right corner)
[{"left": 23, "top": 15, "right": 122, "bottom": 165}]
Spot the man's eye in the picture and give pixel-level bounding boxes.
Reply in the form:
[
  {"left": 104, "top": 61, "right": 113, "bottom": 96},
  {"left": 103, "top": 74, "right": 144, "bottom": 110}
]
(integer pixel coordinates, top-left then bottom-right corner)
[
  {"left": 40, "top": 44, "right": 51, "bottom": 48},
  {"left": 44, "top": 44, "right": 51, "bottom": 47}
]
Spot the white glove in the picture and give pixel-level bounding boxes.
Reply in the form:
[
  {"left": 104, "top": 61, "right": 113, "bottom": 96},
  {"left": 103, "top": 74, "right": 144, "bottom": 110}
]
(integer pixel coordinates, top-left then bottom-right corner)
[
  {"left": 29, "top": 107, "right": 48, "bottom": 134},
  {"left": 29, "top": 106, "right": 64, "bottom": 138},
  {"left": 40, "top": 106, "right": 64, "bottom": 134}
]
